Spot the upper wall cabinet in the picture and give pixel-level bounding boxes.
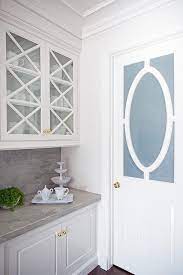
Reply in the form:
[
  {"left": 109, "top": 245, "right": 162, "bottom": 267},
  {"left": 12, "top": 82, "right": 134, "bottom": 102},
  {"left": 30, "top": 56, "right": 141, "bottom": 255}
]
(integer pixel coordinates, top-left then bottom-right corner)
[{"left": 0, "top": 22, "right": 79, "bottom": 148}]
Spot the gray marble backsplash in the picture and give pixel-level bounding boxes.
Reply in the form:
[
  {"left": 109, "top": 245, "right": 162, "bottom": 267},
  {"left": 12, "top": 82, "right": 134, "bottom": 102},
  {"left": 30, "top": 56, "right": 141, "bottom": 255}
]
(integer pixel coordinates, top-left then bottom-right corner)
[{"left": 0, "top": 148, "right": 61, "bottom": 195}]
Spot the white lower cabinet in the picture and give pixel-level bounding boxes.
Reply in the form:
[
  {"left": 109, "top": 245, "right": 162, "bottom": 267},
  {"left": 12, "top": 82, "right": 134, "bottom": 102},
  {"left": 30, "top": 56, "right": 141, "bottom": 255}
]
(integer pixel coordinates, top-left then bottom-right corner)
[
  {"left": 60, "top": 209, "right": 96, "bottom": 274},
  {"left": 0, "top": 244, "right": 4, "bottom": 275},
  {"left": 3, "top": 205, "right": 97, "bottom": 275},
  {"left": 6, "top": 224, "right": 60, "bottom": 275}
]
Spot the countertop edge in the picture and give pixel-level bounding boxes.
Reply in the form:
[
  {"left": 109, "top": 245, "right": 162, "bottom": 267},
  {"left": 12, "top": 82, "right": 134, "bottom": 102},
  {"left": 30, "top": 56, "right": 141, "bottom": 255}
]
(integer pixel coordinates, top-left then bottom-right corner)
[{"left": 0, "top": 189, "right": 101, "bottom": 245}]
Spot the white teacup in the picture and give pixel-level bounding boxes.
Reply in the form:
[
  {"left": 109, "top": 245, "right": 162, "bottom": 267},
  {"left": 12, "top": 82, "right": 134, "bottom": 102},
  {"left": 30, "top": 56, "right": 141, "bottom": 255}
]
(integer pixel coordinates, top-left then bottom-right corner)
[{"left": 54, "top": 187, "right": 69, "bottom": 200}]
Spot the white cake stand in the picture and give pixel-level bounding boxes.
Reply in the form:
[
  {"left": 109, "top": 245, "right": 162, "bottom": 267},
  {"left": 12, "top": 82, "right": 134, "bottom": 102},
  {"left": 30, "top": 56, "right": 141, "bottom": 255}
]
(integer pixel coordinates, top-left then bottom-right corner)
[{"left": 51, "top": 161, "right": 71, "bottom": 187}]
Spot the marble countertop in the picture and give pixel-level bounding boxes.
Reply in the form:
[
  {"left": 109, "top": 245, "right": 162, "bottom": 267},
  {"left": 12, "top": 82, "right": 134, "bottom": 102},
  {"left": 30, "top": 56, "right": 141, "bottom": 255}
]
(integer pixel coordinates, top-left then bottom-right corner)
[{"left": 0, "top": 188, "right": 101, "bottom": 245}]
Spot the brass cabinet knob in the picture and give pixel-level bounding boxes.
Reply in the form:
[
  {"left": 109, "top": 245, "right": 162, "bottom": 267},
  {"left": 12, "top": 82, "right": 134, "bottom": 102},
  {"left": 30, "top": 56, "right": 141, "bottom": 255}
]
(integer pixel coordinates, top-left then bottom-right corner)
[
  {"left": 57, "top": 230, "right": 67, "bottom": 237},
  {"left": 113, "top": 181, "right": 120, "bottom": 188},
  {"left": 57, "top": 232, "right": 62, "bottom": 237},
  {"left": 43, "top": 129, "right": 52, "bottom": 134}
]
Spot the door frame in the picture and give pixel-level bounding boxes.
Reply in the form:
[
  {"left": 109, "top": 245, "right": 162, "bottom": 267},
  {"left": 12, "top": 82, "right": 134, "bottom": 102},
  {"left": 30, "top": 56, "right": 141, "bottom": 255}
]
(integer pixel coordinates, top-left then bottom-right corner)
[{"left": 102, "top": 30, "right": 183, "bottom": 271}]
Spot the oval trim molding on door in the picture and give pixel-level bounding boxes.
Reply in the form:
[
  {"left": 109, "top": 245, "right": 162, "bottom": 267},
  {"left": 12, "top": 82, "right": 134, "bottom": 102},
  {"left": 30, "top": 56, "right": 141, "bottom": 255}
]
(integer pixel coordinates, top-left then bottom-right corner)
[{"left": 124, "top": 61, "right": 174, "bottom": 180}]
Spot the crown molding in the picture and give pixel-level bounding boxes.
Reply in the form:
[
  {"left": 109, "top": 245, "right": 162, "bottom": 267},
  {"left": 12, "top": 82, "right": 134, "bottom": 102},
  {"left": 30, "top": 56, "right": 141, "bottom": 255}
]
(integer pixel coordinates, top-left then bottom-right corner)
[
  {"left": 83, "top": 0, "right": 115, "bottom": 17},
  {"left": 0, "top": 10, "right": 81, "bottom": 54},
  {"left": 82, "top": 0, "right": 176, "bottom": 39},
  {"left": 61, "top": 0, "right": 83, "bottom": 17},
  {"left": 13, "top": 0, "right": 82, "bottom": 40},
  {"left": 61, "top": 0, "right": 115, "bottom": 18}
]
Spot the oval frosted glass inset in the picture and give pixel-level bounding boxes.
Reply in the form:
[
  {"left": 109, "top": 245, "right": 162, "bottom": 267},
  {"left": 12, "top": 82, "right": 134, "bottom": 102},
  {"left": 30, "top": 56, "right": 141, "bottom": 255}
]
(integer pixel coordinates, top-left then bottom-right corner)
[{"left": 130, "top": 72, "right": 167, "bottom": 167}]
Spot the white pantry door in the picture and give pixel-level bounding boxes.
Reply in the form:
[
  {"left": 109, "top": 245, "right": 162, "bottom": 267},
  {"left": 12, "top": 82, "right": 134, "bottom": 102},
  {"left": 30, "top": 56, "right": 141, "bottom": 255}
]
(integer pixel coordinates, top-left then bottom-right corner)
[{"left": 113, "top": 39, "right": 183, "bottom": 275}]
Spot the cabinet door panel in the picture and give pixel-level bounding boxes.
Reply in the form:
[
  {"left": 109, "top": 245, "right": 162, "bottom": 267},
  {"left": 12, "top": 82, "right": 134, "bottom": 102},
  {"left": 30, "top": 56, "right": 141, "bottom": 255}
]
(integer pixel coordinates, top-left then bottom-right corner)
[
  {"left": 60, "top": 209, "right": 96, "bottom": 274},
  {"left": 6, "top": 225, "right": 60, "bottom": 275},
  {"left": 49, "top": 48, "right": 75, "bottom": 136},
  {"left": 2, "top": 29, "right": 43, "bottom": 140}
]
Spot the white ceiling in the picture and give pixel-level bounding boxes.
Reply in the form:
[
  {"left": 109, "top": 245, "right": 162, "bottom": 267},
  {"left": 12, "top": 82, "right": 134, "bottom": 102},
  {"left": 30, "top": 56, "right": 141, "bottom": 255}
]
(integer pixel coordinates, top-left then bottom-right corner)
[{"left": 61, "top": 0, "right": 115, "bottom": 17}]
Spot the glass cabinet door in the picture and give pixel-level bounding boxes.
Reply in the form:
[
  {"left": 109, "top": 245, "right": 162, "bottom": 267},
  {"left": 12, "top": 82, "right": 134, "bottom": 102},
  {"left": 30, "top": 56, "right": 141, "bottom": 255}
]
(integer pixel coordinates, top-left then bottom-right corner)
[
  {"left": 49, "top": 48, "right": 74, "bottom": 135},
  {"left": 6, "top": 32, "right": 41, "bottom": 136}
]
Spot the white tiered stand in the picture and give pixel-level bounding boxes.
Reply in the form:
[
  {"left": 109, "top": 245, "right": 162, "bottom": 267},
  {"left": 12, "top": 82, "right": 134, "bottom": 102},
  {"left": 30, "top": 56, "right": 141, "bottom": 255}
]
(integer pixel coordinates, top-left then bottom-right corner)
[{"left": 51, "top": 161, "right": 71, "bottom": 187}]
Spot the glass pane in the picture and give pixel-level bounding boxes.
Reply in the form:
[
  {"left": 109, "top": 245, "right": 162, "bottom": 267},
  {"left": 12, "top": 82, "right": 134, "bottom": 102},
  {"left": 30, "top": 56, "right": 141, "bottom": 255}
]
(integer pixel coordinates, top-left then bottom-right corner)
[
  {"left": 54, "top": 51, "right": 71, "bottom": 66},
  {"left": 53, "top": 81, "right": 71, "bottom": 93},
  {"left": 11, "top": 55, "right": 36, "bottom": 71},
  {"left": 130, "top": 72, "right": 166, "bottom": 167},
  {"left": 54, "top": 109, "right": 71, "bottom": 120},
  {"left": 54, "top": 125, "right": 70, "bottom": 135},
  {"left": 65, "top": 88, "right": 73, "bottom": 106},
  {"left": 12, "top": 104, "right": 36, "bottom": 117},
  {"left": 50, "top": 111, "right": 60, "bottom": 131},
  {"left": 28, "top": 79, "right": 41, "bottom": 101},
  {"left": 53, "top": 69, "right": 70, "bottom": 82},
  {"left": 7, "top": 106, "right": 22, "bottom": 131},
  {"left": 6, "top": 34, "right": 21, "bottom": 60},
  {"left": 27, "top": 48, "right": 40, "bottom": 70},
  {"left": 11, "top": 122, "right": 37, "bottom": 134},
  {"left": 28, "top": 109, "right": 41, "bottom": 131},
  {"left": 52, "top": 98, "right": 70, "bottom": 108},
  {"left": 50, "top": 53, "right": 59, "bottom": 74},
  {"left": 7, "top": 71, "right": 21, "bottom": 94},
  {"left": 64, "top": 62, "right": 73, "bottom": 80},
  {"left": 50, "top": 83, "right": 60, "bottom": 103},
  {"left": 11, "top": 33, "right": 36, "bottom": 51},
  {"left": 11, "top": 89, "right": 37, "bottom": 103},
  {"left": 65, "top": 114, "right": 73, "bottom": 132},
  {"left": 14, "top": 70, "right": 35, "bottom": 84}
]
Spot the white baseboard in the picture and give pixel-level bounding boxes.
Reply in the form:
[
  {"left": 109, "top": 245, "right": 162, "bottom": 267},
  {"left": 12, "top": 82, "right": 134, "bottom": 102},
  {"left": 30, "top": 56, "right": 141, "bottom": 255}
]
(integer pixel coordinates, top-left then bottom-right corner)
[{"left": 74, "top": 255, "right": 98, "bottom": 275}]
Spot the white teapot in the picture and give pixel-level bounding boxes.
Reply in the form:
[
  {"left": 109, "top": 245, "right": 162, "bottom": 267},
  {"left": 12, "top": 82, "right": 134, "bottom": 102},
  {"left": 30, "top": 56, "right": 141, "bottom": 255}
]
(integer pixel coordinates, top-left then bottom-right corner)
[{"left": 37, "top": 185, "right": 53, "bottom": 201}]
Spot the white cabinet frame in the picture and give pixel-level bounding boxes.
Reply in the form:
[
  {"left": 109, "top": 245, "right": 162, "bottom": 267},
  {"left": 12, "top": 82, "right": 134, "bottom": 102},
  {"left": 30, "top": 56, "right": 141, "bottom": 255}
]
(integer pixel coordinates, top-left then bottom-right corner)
[{"left": 0, "top": 20, "right": 80, "bottom": 149}]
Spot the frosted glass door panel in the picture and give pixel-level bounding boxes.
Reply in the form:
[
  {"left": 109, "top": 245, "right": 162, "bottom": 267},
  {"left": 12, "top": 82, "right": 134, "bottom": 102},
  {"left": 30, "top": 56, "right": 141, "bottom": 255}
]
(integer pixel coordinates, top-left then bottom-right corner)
[
  {"left": 130, "top": 72, "right": 167, "bottom": 167},
  {"left": 123, "top": 54, "right": 174, "bottom": 183},
  {"left": 49, "top": 49, "right": 74, "bottom": 135},
  {"left": 6, "top": 32, "right": 41, "bottom": 135}
]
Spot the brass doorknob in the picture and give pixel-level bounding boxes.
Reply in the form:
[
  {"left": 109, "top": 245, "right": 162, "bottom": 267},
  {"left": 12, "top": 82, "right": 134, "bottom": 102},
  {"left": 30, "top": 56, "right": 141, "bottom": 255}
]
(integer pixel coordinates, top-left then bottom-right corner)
[{"left": 113, "top": 181, "right": 120, "bottom": 188}]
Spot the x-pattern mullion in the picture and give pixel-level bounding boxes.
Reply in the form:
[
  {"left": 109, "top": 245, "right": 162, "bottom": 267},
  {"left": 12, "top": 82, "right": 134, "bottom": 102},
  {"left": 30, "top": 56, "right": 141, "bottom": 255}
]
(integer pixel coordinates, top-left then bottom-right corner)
[
  {"left": 7, "top": 75, "right": 40, "bottom": 101},
  {"left": 50, "top": 80, "right": 72, "bottom": 109},
  {"left": 50, "top": 60, "right": 72, "bottom": 77},
  {"left": 6, "top": 44, "right": 40, "bottom": 65},
  {"left": 7, "top": 67, "right": 40, "bottom": 104},
  {"left": 8, "top": 102, "right": 40, "bottom": 134},
  {"left": 7, "top": 33, "right": 40, "bottom": 73},
  {"left": 51, "top": 109, "right": 73, "bottom": 134},
  {"left": 8, "top": 102, "right": 40, "bottom": 132},
  {"left": 50, "top": 50, "right": 73, "bottom": 83}
]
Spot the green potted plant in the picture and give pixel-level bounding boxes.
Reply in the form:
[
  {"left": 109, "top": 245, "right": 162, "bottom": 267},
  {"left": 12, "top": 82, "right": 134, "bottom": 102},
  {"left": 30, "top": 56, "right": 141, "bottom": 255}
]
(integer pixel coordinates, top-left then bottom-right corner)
[{"left": 0, "top": 187, "right": 24, "bottom": 211}]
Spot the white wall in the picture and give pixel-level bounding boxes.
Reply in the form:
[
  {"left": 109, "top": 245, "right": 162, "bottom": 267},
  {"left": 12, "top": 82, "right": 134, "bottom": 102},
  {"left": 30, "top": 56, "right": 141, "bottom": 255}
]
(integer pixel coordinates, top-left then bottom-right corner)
[{"left": 62, "top": 0, "right": 183, "bottom": 270}]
